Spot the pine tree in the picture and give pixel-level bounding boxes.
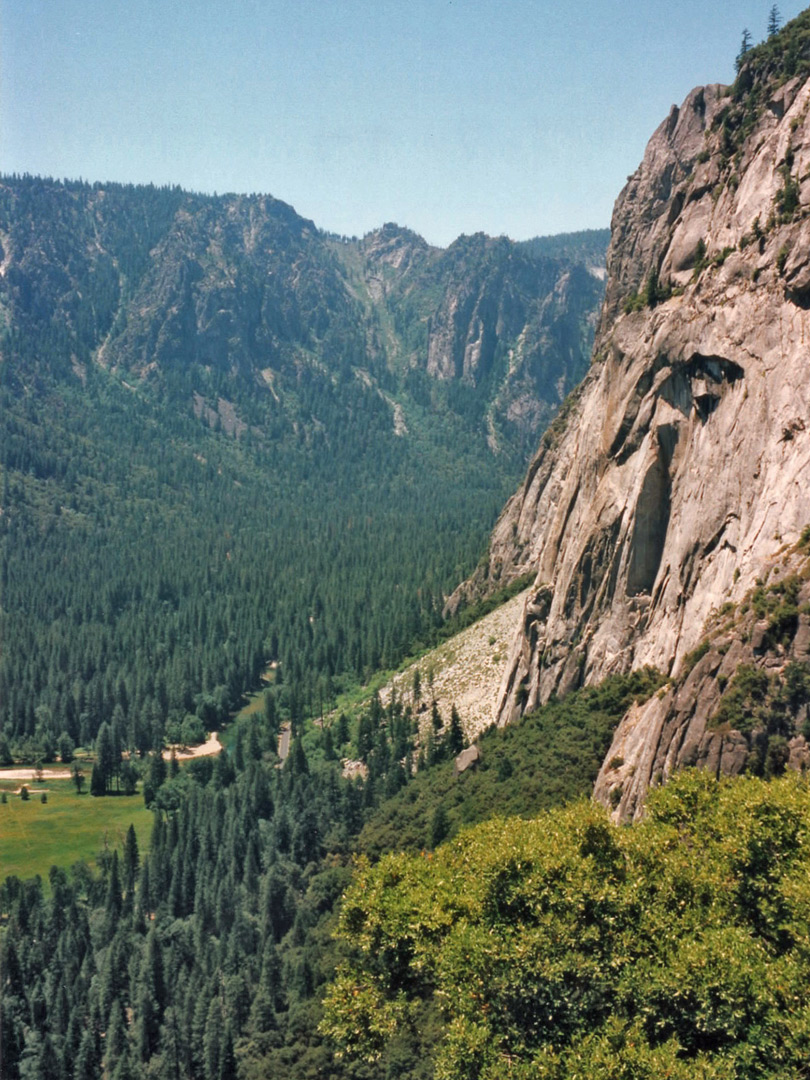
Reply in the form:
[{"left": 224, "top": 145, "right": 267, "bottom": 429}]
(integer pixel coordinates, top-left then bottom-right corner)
[
  {"left": 104, "top": 999, "right": 127, "bottom": 1076},
  {"left": 431, "top": 700, "right": 442, "bottom": 732},
  {"left": 286, "top": 735, "right": 309, "bottom": 777},
  {"left": 72, "top": 760, "right": 86, "bottom": 793},
  {"left": 0, "top": 731, "right": 13, "bottom": 765},
  {"left": 322, "top": 724, "right": 336, "bottom": 760},
  {"left": 157, "top": 1006, "right": 183, "bottom": 1079},
  {"left": 736, "top": 28, "right": 753, "bottom": 73},
  {"left": 234, "top": 727, "right": 245, "bottom": 771},
  {"left": 95, "top": 722, "right": 117, "bottom": 793},
  {"left": 768, "top": 4, "right": 781, "bottom": 36},
  {"left": 424, "top": 728, "right": 436, "bottom": 768},
  {"left": 190, "top": 987, "right": 211, "bottom": 1080},
  {"left": 123, "top": 823, "right": 140, "bottom": 898},
  {"left": 89, "top": 763, "right": 105, "bottom": 797},
  {"left": 448, "top": 705, "right": 464, "bottom": 755},
  {"left": 335, "top": 712, "right": 349, "bottom": 748},
  {"left": 111, "top": 1050, "right": 135, "bottom": 1080},
  {"left": 74, "top": 1024, "right": 101, "bottom": 1080},
  {"left": 263, "top": 688, "right": 278, "bottom": 735},
  {"left": 429, "top": 803, "right": 450, "bottom": 849},
  {"left": 134, "top": 925, "right": 165, "bottom": 1060},
  {"left": 104, "top": 850, "right": 123, "bottom": 935},
  {"left": 203, "top": 997, "right": 223, "bottom": 1080},
  {"left": 58, "top": 731, "right": 75, "bottom": 763},
  {"left": 39, "top": 1033, "right": 61, "bottom": 1080}
]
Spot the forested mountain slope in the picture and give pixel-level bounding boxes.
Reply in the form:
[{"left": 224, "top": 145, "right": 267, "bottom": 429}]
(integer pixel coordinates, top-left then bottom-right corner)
[
  {"left": 0, "top": 646, "right": 664, "bottom": 1080},
  {"left": 8, "top": 13, "right": 810, "bottom": 1080},
  {"left": 0, "top": 176, "right": 604, "bottom": 755},
  {"left": 455, "top": 9, "right": 810, "bottom": 816}
]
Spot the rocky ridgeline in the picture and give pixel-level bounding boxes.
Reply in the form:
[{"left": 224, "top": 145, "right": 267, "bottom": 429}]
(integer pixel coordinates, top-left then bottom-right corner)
[
  {"left": 355, "top": 223, "right": 606, "bottom": 447},
  {"left": 0, "top": 180, "right": 605, "bottom": 461},
  {"left": 456, "top": 20, "right": 810, "bottom": 816}
]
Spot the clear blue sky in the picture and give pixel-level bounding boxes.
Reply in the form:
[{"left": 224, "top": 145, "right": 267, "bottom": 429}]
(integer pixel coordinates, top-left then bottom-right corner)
[{"left": 2, "top": 1, "right": 805, "bottom": 246}]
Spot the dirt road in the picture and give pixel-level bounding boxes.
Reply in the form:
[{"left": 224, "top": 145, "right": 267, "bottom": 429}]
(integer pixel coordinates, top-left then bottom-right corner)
[
  {"left": 0, "top": 732, "right": 224, "bottom": 784},
  {"left": 0, "top": 767, "right": 71, "bottom": 782},
  {"left": 165, "top": 731, "right": 223, "bottom": 760},
  {"left": 277, "top": 722, "right": 291, "bottom": 763}
]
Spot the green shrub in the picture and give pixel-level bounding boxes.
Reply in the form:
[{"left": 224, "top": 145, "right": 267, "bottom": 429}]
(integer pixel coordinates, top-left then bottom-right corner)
[
  {"left": 681, "top": 639, "right": 710, "bottom": 676},
  {"left": 711, "top": 664, "right": 770, "bottom": 734},
  {"left": 323, "top": 772, "right": 810, "bottom": 1078}
]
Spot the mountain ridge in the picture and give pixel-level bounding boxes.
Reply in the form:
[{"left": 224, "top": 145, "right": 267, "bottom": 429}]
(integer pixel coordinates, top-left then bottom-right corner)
[{"left": 0, "top": 174, "right": 606, "bottom": 756}]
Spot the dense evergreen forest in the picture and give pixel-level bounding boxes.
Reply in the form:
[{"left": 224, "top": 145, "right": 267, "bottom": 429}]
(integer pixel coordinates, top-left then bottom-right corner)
[
  {"left": 0, "top": 174, "right": 610, "bottom": 1076},
  {"left": 0, "top": 175, "right": 605, "bottom": 761},
  {"left": 0, "top": 667, "right": 664, "bottom": 1080}
]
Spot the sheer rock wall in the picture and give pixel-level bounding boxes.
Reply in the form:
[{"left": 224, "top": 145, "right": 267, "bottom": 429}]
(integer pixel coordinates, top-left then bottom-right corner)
[{"left": 466, "top": 68, "right": 810, "bottom": 816}]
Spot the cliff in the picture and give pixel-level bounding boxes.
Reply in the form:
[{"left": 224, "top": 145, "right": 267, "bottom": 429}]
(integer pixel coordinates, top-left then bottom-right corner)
[
  {"left": 459, "top": 14, "right": 810, "bottom": 817},
  {"left": 354, "top": 225, "right": 605, "bottom": 452},
  {"left": 0, "top": 179, "right": 604, "bottom": 463}
]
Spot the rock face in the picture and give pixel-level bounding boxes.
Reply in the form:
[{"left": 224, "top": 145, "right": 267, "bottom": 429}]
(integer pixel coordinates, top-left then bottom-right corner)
[
  {"left": 594, "top": 568, "right": 810, "bottom": 820},
  {"left": 0, "top": 181, "right": 605, "bottom": 462},
  {"left": 357, "top": 226, "right": 606, "bottom": 450},
  {"left": 459, "top": 27, "right": 810, "bottom": 815}
]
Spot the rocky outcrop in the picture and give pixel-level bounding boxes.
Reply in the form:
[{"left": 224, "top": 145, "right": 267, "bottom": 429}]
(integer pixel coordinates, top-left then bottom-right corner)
[
  {"left": 595, "top": 563, "right": 810, "bottom": 820},
  {"left": 461, "top": 22, "right": 810, "bottom": 816},
  {"left": 356, "top": 226, "right": 606, "bottom": 448}
]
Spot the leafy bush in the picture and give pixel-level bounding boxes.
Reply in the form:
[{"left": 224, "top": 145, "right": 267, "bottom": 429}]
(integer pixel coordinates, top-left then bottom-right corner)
[
  {"left": 711, "top": 663, "right": 770, "bottom": 734},
  {"left": 322, "top": 772, "right": 810, "bottom": 1079}
]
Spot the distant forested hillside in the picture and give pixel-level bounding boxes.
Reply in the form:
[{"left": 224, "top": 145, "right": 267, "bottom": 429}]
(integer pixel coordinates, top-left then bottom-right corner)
[
  {"left": 0, "top": 175, "right": 606, "bottom": 756},
  {"left": 518, "top": 227, "right": 610, "bottom": 266}
]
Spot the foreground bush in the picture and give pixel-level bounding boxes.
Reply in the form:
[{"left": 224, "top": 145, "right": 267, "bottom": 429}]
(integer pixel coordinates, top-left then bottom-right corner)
[{"left": 322, "top": 770, "right": 810, "bottom": 1079}]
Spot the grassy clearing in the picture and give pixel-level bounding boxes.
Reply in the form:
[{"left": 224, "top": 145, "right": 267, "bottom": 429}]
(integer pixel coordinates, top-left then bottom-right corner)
[
  {"left": 0, "top": 779, "right": 153, "bottom": 885},
  {"left": 235, "top": 693, "right": 267, "bottom": 720}
]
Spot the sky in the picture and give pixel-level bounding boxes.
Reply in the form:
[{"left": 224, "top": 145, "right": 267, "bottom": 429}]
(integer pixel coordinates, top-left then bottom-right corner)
[{"left": 2, "top": 0, "right": 807, "bottom": 247}]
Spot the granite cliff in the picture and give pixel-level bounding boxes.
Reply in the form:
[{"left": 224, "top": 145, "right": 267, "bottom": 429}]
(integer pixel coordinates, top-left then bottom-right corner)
[
  {"left": 0, "top": 180, "right": 604, "bottom": 462},
  {"left": 457, "top": 14, "right": 810, "bottom": 817}
]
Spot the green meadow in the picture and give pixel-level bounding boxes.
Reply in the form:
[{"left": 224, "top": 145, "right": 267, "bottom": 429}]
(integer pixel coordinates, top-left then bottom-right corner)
[{"left": 0, "top": 779, "right": 153, "bottom": 884}]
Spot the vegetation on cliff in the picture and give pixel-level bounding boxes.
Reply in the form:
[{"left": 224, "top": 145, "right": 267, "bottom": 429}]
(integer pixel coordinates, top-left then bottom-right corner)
[{"left": 323, "top": 770, "right": 810, "bottom": 1080}]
